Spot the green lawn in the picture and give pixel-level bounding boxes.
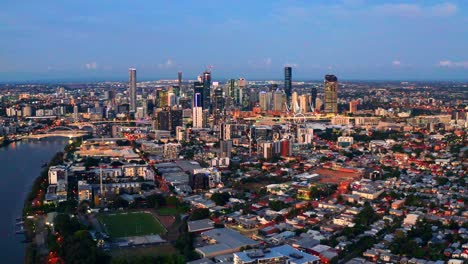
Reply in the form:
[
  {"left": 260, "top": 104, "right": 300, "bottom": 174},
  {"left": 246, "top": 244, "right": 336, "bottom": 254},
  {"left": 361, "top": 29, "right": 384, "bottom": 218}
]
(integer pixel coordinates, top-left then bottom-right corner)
[
  {"left": 98, "top": 212, "right": 165, "bottom": 238},
  {"left": 156, "top": 207, "right": 180, "bottom": 216}
]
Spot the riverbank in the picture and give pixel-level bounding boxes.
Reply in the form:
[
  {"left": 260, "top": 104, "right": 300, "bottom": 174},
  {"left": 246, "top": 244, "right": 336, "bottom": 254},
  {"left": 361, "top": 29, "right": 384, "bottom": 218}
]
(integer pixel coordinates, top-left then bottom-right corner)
[
  {"left": 0, "top": 138, "right": 11, "bottom": 148},
  {"left": 22, "top": 150, "right": 65, "bottom": 264},
  {"left": 23, "top": 145, "right": 63, "bottom": 263},
  {"left": 0, "top": 137, "right": 24, "bottom": 149},
  {"left": 0, "top": 139, "right": 68, "bottom": 263}
]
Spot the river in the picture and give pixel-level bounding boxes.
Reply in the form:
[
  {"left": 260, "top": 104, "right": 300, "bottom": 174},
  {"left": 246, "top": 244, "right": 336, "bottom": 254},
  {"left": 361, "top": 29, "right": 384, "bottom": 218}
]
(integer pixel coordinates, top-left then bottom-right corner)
[{"left": 0, "top": 138, "right": 68, "bottom": 264}]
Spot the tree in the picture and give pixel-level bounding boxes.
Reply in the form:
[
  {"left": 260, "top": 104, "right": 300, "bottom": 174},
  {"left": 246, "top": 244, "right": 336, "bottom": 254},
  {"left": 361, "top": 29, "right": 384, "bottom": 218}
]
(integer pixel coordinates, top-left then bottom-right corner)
[
  {"left": 62, "top": 230, "right": 98, "bottom": 264},
  {"left": 274, "top": 215, "right": 285, "bottom": 223},
  {"left": 405, "top": 194, "right": 422, "bottom": 206},
  {"left": 147, "top": 194, "right": 166, "bottom": 208},
  {"left": 435, "top": 177, "right": 449, "bottom": 186},
  {"left": 268, "top": 200, "right": 288, "bottom": 211},
  {"left": 165, "top": 196, "right": 179, "bottom": 207},
  {"left": 210, "top": 192, "right": 231, "bottom": 206},
  {"left": 354, "top": 203, "right": 378, "bottom": 226},
  {"left": 54, "top": 214, "right": 81, "bottom": 237},
  {"left": 175, "top": 223, "right": 199, "bottom": 261},
  {"left": 391, "top": 144, "right": 404, "bottom": 153},
  {"left": 191, "top": 208, "right": 210, "bottom": 220},
  {"left": 84, "top": 157, "right": 100, "bottom": 169}
]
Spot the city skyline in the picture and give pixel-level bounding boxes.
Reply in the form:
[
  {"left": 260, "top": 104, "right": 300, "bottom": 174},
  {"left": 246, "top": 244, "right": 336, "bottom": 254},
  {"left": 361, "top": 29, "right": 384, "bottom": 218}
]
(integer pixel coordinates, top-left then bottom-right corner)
[
  {"left": 1, "top": 0, "right": 468, "bottom": 82},
  {"left": 0, "top": 1, "right": 467, "bottom": 264}
]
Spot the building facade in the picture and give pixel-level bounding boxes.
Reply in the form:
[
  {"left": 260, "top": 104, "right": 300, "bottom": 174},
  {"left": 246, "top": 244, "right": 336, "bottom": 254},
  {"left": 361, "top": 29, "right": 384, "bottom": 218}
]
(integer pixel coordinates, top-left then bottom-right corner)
[{"left": 324, "top": 74, "right": 338, "bottom": 114}]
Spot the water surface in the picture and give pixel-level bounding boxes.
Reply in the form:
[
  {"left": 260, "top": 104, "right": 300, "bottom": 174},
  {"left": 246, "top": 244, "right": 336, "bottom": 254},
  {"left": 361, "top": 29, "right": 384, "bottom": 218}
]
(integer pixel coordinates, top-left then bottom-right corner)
[{"left": 0, "top": 138, "right": 67, "bottom": 263}]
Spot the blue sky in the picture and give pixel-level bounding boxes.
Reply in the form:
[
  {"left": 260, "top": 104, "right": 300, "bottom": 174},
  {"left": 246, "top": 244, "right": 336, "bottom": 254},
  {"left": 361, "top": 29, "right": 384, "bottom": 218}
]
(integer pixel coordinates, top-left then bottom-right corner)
[{"left": 1, "top": 0, "right": 467, "bottom": 82}]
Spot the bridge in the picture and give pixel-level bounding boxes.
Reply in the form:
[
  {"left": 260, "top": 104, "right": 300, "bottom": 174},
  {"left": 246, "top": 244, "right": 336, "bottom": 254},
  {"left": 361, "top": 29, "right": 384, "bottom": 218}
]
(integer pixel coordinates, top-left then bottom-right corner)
[
  {"left": 22, "top": 126, "right": 91, "bottom": 139},
  {"left": 68, "top": 120, "right": 153, "bottom": 129},
  {"left": 242, "top": 114, "right": 333, "bottom": 123}
]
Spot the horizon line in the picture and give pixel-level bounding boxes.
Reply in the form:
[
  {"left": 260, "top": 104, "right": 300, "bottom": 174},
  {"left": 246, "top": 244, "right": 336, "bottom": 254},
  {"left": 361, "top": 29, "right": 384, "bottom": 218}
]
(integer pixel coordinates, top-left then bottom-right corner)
[{"left": 1, "top": 77, "right": 468, "bottom": 85}]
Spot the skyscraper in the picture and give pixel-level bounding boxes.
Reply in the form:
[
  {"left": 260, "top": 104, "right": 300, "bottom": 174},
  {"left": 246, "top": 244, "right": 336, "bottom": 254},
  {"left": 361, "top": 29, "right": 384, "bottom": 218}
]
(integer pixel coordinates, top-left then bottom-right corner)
[
  {"left": 259, "top": 91, "right": 272, "bottom": 111},
  {"left": 291, "top": 91, "right": 300, "bottom": 113},
  {"left": 203, "top": 71, "right": 211, "bottom": 112},
  {"left": 324, "top": 74, "right": 338, "bottom": 114},
  {"left": 237, "top": 78, "right": 246, "bottom": 108},
  {"left": 228, "top": 79, "right": 236, "bottom": 98},
  {"left": 193, "top": 92, "right": 203, "bottom": 128},
  {"left": 193, "top": 82, "right": 204, "bottom": 108},
  {"left": 156, "top": 89, "right": 169, "bottom": 108},
  {"left": 177, "top": 71, "right": 183, "bottom": 96},
  {"left": 156, "top": 110, "right": 170, "bottom": 131},
  {"left": 214, "top": 87, "right": 224, "bottom": 112},
  {"left": 129, "top": 68, "right": 137, "bottom": 112},
  {"left": 299, "top": 94, "right": 310, "bottom": 113},
  {"left": 273, "top": 90, "right": 285, "bottom": 112},
  {"left": 311, "top": 87, "right": 317, "bottom": 111},
  {"left": 178, "top": 71, "right": 182, "bottom": 88},
  {"left": 284, "top": 66, "right": 292, "bottom": 102}
]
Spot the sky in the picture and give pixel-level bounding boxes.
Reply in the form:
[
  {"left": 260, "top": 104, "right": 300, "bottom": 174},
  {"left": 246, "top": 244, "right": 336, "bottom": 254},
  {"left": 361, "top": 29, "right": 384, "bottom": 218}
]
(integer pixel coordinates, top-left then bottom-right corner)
[{"left": 1, "top": 0, "right": 468, "bottom": 82}]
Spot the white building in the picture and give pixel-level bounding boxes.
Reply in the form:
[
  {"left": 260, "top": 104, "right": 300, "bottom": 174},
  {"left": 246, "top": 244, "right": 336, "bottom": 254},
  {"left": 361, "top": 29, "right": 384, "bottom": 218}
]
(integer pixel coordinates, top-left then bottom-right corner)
[
  {"left": 193, "top": 107, "right": 203, "bottom": 128},
  {"left": 48, "top": 166, "right": 68, "bottom": 185}
]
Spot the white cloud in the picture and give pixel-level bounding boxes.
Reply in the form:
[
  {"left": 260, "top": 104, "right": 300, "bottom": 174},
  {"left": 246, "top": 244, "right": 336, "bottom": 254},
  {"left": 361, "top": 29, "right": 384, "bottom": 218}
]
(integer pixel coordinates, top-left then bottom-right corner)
[
  {"left": 372, "top": 2, "right": 457, "bottom": 17},
  {"left": 430, "top": 3, "right": 457, "bottom": 17},
  {"left": 341, "top": 0, "right": 364, "bottom": 6},
  {"left": 248, "top": 58, "right": 273, "bottom": 68},
  {"left": 438, "top": 60, "right": 468, "bottom": 68},
  {"left": 392, "top": 60, "right": 401, "bottom": 66},
  {"left": 285, "top": 62, "right": 298, "bottom": 68},
  {"left": 158, "top": 59, "right": 174, "bottom": 69},
  {"left": 373, "top": 4, "right": 422, "bottom": 17},
  {"left": 85, "top": 62, "right": 97, "bottom": 70}
]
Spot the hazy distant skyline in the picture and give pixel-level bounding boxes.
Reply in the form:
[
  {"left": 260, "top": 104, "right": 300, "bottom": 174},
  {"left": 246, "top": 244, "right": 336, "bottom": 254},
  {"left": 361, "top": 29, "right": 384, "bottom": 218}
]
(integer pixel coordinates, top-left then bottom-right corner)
[{"left": 1, "top": 0, "right": 468, "bottom": 82}]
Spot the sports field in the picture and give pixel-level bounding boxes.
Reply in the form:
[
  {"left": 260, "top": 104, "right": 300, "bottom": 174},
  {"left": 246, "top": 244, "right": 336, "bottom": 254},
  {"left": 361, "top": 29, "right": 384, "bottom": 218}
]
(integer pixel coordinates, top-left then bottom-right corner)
[{"left": 98, "top": 212, "right": 166, "bottom": 238}]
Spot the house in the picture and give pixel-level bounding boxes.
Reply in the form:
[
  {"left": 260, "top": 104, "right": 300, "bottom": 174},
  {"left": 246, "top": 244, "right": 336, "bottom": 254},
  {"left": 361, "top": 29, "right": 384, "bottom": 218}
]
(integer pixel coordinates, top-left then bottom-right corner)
[
  {"left": 188, "top": 219, "right": 215, "bottom": 234},
  {"left": 195, "top": 228, "right": 260, "bottom": 258},
  {"left": 233, "top": 244, "right": 320, "bottom": 264},
  {"left": 403, "top": 213, "right": 420, "bottom": 227}
]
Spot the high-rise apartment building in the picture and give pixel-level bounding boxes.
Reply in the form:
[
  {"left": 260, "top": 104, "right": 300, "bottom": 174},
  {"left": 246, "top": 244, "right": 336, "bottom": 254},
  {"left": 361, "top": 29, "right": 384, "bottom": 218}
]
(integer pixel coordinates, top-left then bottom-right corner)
[
  {"left": 156, "top": 89, "right": 169, "bottom": 108},
  {"left": 193, "top": 82, "right": 204, "bottom": 108},
  {"left": 291, "top": 92, "right": 300, "bottom": 113},
  {"left": 284, "top": 66, "right": 292, "bottom": 102},
  {"left": 168, "top": 91, "right": 176, "bottom": 107},
  {"left": 324, "top": 74, "right": 338, "bottom": 114},
  {"left": 156, "top": 110, "right": 170, "bottom": 131},
  {"left": 299, "top": 94, "right": 310, "bottom": 113},
  {"left": 349, "top": 100, "right": 359, "bottom": 114},
  {"left": 214, "top": 87, "right": 224, "bottom": 112},
  {"left": 129, "top": 68, "right": 137, "bottom": 112},
  {"left": 73, "top": 105, "right": 79, "bottom": 121},
  {"left": 228, "top": 79, "right": 236, "bottom": 98},
  {"left": 259, "top": 91, "right": 272, "bottom": 111},
  {"left": 203, "top": 71, "right": 211, "bottom": 112},
  {"left": 193, "top": 92, "right": 203, "bottom": 128},
  {"left": 178, "top": 71, "right": 182, "bottom": 88},
  {"left": 273, "top": 90, "right": 285, "bottom": 112},
  {"left": 220, "top": 123, "right": 232, "bottom": 140},
  {"left": 219, "top": 140, "right": 233, "bottom": 158},
  {"left": 236, "top": 78, "right": 246, "bottom": 108},
  {"left": 155, "top": 107, "right": 183, "bottom": 134},
  {"left": 311, "top": 87, "right": 317, "bottom": 111}
]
